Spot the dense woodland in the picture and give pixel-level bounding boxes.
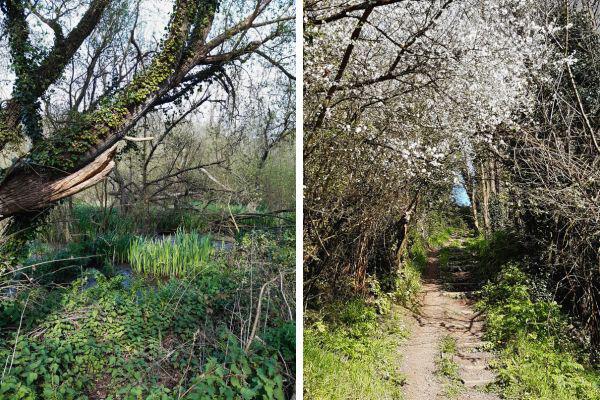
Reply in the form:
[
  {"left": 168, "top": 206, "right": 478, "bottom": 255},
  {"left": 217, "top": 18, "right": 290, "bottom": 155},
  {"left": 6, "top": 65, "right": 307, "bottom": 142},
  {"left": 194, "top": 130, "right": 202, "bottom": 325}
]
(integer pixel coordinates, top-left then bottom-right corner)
[
  {"left": 304, "top": 0, "right": 600, "bottom": 398},
  {"left": 0, "top": 0, "right": 295, "bottom": 398}
]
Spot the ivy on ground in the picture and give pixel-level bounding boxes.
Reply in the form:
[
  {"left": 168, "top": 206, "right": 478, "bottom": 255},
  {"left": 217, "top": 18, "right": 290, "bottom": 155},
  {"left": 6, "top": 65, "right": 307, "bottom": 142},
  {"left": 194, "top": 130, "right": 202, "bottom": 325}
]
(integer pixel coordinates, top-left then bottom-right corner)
[{"left": 0, "top": 267, "right": 290, "bottom": 400}]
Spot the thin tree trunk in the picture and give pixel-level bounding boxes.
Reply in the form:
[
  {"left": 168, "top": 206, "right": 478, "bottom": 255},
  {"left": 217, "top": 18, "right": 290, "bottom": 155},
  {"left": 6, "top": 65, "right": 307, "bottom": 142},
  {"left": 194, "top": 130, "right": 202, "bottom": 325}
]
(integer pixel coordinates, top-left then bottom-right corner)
[
  {"left": 480, "top": 160, "right": 491, "bottom": 233},
  {"left": 471, "top": 184, "right": 480, "bottom": 233}
]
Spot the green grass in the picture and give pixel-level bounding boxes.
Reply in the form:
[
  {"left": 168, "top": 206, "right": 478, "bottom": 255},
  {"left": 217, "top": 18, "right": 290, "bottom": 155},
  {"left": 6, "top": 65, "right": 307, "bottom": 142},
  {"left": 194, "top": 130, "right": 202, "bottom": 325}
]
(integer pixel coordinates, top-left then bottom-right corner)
[
  {"left": 436, "top": 335, "right": 463, "bottom": 398},
  {"left": 423, "top": 209, "right": 467, "bottom": 249},
  {"left": 495, "top": 337, "right": 600, "bottom": 400},
  {"left": 464, "top": 230, "right": 526, "bottom": 282},
  {"left": 128, "top": 228, "right": 213, "bottom": 278},
  {"left": 387, "top": 232, "right": 426, "bottom": 310},
  {"left": 428, "top": 226, "right": 456, "bottom": 249},
  {"left": 393, "top": 258, "right": 422, "bottom": 310},
  {"left": 408, "top": 233, "right": 428, "bottom": 270},
  {"left": 304, "top": 299, "right": 407, "bottom": 400}
]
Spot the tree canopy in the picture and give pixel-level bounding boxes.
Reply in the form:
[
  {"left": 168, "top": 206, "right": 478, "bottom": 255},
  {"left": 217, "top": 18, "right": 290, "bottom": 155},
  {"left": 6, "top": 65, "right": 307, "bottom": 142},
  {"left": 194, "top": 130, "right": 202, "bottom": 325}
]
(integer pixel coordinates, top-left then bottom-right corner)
[{"left": 304, "top": 0, "right": 600, "bottom": 352}]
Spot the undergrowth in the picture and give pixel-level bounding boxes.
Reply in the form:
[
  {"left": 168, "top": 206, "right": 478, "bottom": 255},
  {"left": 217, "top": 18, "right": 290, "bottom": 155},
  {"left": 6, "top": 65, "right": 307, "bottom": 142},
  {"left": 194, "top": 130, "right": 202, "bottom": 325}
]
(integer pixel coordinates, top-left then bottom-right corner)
[
  {"left": 392, "top": 232, "right": 426, "bottom": 309},
  {"left": 41, "top": 203, "right": 292, "bottom": 245},
  {"left": 478, "top": 263, "right": 600, "bottom": 400},
  {"left": 304, "top": 299, "right": 407, "bottom": 400},
  {"left": 0, "top": 228, "right": 295, "bottom": 399}
]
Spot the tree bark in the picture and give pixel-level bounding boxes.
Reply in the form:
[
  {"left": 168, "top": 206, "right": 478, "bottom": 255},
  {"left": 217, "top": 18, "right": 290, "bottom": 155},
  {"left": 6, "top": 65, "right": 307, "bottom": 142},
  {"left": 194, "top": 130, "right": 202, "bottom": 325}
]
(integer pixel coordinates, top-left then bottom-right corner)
[
  {"left": 479, "top": 160, "right": 491, "bottom": 233},
  {"left": 470, "top": 184, "right": 480, "bottom": 233},
  {"left": 0, "top": 144, "right": 117, "bottom": 218}
]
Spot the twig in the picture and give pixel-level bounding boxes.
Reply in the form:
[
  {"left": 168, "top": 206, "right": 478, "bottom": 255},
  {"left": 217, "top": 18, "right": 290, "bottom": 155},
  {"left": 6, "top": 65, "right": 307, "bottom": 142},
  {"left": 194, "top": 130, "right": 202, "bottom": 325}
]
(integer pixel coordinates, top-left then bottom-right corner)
[
  {"left": 245, "top": 277, "right": 278, "bottom": 352},
  {"left": 1, "top": 255, "right": 101, "bottom": 277},
  {"left": 1, "top": 292, "right": 30, "bottom": 383},
  {"left": 279, "top": 271, "right": 294, "bottom": 321}
]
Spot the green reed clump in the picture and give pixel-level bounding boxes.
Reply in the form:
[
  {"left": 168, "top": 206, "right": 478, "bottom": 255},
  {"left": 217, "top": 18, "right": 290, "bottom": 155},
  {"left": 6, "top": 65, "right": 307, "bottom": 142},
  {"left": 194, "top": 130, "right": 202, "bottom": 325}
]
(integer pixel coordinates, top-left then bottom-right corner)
[{"left": 128, "top": 229, "right": 213, "bottom": 277}]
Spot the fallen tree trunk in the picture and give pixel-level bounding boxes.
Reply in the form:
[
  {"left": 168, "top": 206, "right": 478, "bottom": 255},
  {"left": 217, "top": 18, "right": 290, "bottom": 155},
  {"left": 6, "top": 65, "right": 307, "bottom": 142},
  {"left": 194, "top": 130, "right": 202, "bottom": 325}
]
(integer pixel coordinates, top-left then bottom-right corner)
[{"left": 0, "top": 145, "right": 117, "bottom": 219}]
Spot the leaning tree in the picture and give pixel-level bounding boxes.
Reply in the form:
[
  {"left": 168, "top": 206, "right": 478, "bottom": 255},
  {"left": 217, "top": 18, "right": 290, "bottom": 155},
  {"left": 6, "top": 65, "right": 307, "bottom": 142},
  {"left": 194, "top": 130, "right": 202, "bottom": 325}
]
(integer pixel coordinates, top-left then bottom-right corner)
[{"left": 0, "top": 0, "right": 292, "bottom": 254}]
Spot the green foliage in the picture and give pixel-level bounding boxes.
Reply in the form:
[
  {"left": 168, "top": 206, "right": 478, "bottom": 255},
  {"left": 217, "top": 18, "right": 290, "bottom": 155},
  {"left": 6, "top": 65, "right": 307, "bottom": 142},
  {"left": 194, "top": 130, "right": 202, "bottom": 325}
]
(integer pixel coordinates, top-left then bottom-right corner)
[
  {"left": 478, "top": 263, "right": 600, "bottom": 399},
  {"left": 495, "top": 338, "right": 600, "bottom": 400},
  {"left": 407, "top": 233, "right": 428, "bottom": 270},
  {"left": 423, "top": 209, "right": 466, "bottom": 249},
  {"left": 440, "top": 335, "right": 458, "bottom": 354},
  {"left": 2, "top": 207, "right": 295, "bottom": 399},
  {"left": 0, "top": 263, "right": 292, "bottom": 399},
  {"left": 466, "top": 230, "right": 526, "bottom": 281},
  {"left": 128, "top": 229, "right": 213, "bottom": 277},
  {"left": 427, "top": 226, "right": 455, "bottom": 249},
  {"left": 437, "top": 335, "right": 459, "bottom": 379},
  {"left": 70, "top": 204, "right": 136, "bottom": 237},
  {"left": 304, "top": 300, "right": 407, "bottom": 399},
  {"left": 0, "top": 111, "right": 23, "bottom": 150},
  {"left": 436, "top": 336, "right": 462, "bottom": 398},
  {"left": 392, "top": 260, "right": 421, "bottom": 310},
  {"left": 389, "top": 232, "right": 426, "bottom": 309},
  {"left": 183, "top": 347, "right": 286, "bottom": 400},
  {"left": 40, "top": 203, "right": 292, "bottom": 248},
  {"left": 17, "top": 227, "right": 134, "bottom": 285},
  {"left": 479, "top": 263, "right": 567, "bottom": 346},
  {"left": 367, "top": 278, "right": 393, "bottom": 315}
]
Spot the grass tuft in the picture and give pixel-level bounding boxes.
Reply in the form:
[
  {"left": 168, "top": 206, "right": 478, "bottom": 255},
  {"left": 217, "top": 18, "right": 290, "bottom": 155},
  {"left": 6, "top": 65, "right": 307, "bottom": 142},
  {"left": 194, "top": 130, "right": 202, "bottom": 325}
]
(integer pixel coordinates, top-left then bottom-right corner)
[
  {"left": 436, "top": 335, "right": 463, "bottom": 398},
  {"left": 128, "top": 228, "right": 213, "bottom": 278}
]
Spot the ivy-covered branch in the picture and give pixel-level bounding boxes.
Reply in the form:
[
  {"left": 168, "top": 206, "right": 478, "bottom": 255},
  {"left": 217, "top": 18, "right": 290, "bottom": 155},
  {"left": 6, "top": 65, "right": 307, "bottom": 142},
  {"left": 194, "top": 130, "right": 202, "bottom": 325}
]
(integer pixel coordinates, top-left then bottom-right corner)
[
  {"left": 0, "top": 0, "right": 286, "bottom": 220},
  {"left": 0, "top": 0, "right": 110, "bottom": 150}
]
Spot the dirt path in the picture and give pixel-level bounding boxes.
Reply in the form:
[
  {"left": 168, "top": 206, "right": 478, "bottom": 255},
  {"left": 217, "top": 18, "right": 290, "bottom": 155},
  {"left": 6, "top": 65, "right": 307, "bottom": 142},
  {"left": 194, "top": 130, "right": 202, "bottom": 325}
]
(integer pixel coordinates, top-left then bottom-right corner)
[{"left": 400, "top": 239, "right": 500, "bottom": 400}]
